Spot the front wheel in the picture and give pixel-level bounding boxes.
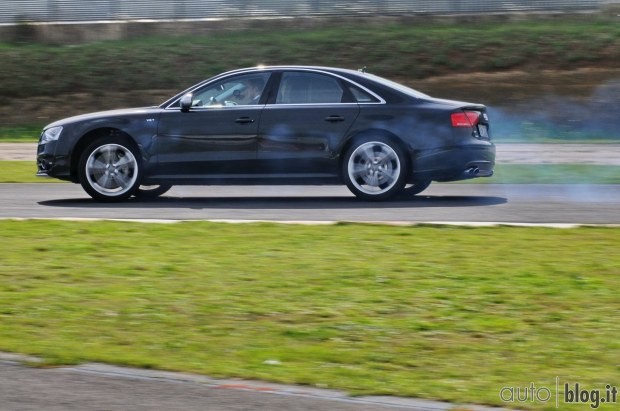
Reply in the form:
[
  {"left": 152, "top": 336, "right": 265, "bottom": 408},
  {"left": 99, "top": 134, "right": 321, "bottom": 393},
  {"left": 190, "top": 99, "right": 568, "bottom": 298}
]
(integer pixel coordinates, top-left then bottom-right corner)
[
  {"left": 342, "top": 137, "right": 408, "bottom": 201},
  {"left": 134, "top": 184, "right": 173, "bottom": 199},
  {"left": 78, "top": 138, "right": 141, "bottom": 202}
]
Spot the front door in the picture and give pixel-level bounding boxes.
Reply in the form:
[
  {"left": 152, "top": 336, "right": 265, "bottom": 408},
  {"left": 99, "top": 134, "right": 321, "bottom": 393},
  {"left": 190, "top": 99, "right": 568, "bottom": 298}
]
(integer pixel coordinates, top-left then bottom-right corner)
[{"left": 154, "top": 72, "right": 270, "bottom": 178}]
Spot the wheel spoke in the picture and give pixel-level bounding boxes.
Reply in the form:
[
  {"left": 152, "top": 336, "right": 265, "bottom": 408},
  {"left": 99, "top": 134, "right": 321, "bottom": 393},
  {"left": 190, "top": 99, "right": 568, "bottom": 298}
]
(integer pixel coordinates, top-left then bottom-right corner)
[
  {"left": 350, "top": 163, "right": 369, "bottom": 177},
  {"left": 114, "top": 155, "right": 133, "bottom": 168},
  {"left": 377, "top": 167, "right": 396, "bottom": 184},
  {"left": 363, "top": 174, "right": 379, "bottom": 186},
  {"left": 375, "top": 151, "right": 395, "bottom": 165},
  {"left": 96, "top": 172, "right": 113, "bottom": 189},
  {"left": 100, "top": 146, "right": 116, "bottom": 163},
  {"left": 361, "top": 145, "right": 376, "bottom": 162},
  {"left": 89, "top": 158, "right": 108, "bottom": 172},
  {"left": 111, "top": 172, "right": 131, "bottom": 188}
]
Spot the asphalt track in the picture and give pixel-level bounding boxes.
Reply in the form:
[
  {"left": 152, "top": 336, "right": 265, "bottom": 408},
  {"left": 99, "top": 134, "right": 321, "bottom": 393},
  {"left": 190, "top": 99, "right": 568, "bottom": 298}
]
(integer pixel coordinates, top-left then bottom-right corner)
[
  {"left": 1, "top": 353, "right": 479, "bottom": 411},
  {"left": 1, "top": 182, "right": 619, "bottom": 224}
]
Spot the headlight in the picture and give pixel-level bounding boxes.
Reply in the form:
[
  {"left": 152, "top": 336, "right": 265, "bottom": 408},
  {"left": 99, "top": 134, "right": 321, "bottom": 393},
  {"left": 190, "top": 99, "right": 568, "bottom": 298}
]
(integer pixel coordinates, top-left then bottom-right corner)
[{"left": 40, "top": 126, "right": 63, "bottom": 144}]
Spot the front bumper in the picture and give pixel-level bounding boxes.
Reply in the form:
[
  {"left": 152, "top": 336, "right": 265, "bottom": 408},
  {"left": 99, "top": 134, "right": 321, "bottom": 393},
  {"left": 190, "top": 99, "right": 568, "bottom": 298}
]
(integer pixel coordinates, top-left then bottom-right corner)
[{"left": 37, "top": 141, "right": 73, "bottom": 181}]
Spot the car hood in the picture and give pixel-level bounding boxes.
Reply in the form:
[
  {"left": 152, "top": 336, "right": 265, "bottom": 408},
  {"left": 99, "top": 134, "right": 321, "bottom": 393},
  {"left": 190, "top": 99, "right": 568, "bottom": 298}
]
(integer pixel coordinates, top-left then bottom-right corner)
[{"left": 44, "top": 107, "right": 162, "bottom": 129}]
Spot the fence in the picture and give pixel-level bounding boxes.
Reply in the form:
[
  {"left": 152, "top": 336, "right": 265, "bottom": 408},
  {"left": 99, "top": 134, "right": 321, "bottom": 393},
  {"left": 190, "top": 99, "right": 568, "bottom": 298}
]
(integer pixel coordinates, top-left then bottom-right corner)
[{"left": 1, "top": 0, "right": 613, "bottom": 24}]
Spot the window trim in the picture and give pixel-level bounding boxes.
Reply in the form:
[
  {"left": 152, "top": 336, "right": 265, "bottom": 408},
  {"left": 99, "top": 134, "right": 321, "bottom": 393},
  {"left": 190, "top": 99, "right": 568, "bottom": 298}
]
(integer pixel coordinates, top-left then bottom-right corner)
[
  {"left": 164, "top": 68, "right": 386, "bottom": 110},
  {"left": 270, "top": 69, "right": 386, "bottom": 106}
]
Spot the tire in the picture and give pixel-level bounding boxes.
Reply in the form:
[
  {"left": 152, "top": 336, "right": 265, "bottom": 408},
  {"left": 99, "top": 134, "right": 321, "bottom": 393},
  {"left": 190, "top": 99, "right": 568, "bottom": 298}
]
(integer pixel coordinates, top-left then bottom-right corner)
[
  {"left": 400, "top": 179, "right": 432, "bottom": 198},
  {"left": 342, "top": 137, "right": 408, "bottom": 201},
  {"left": 134, "top": 184, "right": 173, "bottom": 199},
  {"left": 78, "top": 137, "right": 141, "bottom": 202}
]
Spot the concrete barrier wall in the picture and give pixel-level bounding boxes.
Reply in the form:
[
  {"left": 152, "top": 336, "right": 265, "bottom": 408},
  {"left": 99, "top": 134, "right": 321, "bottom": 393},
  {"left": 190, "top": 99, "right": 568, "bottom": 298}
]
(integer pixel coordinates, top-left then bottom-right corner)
[
  {"left": 0, "top": 11, "right": 612, "bottom": 45},
  {"left": 0, "top": 0, "right": 606, "bottom": 24}
]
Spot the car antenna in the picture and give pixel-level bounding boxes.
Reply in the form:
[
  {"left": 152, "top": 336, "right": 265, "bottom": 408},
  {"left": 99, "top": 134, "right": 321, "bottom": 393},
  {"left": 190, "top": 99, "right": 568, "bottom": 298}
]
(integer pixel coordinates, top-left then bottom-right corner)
[{"left": 358, "top": 66, "right": 367, "bottom": 73}]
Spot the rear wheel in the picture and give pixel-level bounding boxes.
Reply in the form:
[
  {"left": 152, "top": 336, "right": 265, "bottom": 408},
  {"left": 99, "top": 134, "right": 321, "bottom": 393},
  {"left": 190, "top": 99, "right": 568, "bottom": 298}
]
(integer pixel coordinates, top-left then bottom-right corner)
[
  {"left": 400, "top": 179, "right": 432, "bottom": 197},
  {"left": 342, "top": 137, "right": 408, "bottom": 201},
  {"left": 78, "top": 137, "right": 141, "bottom": 202}
]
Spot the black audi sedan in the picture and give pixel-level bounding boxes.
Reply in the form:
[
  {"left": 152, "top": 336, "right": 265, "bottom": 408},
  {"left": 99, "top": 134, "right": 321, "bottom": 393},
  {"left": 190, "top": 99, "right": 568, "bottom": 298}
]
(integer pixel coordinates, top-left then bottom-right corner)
[{"left": 37, "top": 66, "right": 495, "bottom": 201}]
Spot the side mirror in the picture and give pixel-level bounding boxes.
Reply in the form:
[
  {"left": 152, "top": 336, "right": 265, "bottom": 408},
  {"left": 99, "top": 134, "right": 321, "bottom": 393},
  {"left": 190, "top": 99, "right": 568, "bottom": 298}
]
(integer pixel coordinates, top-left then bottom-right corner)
[{"left": 180, "top": 93, "right": 193, "bottom": 112}]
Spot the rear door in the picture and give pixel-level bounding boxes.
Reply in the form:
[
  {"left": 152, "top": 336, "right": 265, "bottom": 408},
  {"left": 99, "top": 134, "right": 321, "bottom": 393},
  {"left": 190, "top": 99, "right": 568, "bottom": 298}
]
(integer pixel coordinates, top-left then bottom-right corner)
[{"left": 257, "top": 71, "right": 359, "bottom": 176}]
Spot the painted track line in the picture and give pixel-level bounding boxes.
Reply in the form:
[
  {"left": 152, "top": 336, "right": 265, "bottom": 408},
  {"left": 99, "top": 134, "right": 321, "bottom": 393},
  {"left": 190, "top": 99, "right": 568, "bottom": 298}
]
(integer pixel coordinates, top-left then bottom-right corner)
[{"left": 1, "top": 217, "right": 620, "bottom": 228}]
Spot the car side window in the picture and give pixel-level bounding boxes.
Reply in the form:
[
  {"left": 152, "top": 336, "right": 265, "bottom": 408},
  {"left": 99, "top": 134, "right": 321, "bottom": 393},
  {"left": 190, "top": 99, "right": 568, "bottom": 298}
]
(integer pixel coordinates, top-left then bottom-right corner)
[
  {"left": 348, "top": 84, "right": 380, "bottom": 103},
  {"left": 190, "top": 73, "right": 270, "bottom": 108},
  {"left": 276, "top": 72, "right": 344, "bottom": 104}
]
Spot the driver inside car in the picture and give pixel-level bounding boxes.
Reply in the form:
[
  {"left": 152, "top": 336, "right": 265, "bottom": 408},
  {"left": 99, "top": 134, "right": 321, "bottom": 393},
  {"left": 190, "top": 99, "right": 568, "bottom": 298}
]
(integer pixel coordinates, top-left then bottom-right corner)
[{"left": 233, "top": 78, "right": 265, "bottom": 105}]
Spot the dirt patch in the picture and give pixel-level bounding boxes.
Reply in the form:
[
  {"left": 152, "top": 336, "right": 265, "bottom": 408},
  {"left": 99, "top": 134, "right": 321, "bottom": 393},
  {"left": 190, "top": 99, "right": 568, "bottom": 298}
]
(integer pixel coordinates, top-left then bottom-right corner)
[
  {"left": 2, "top": 90, "right": 174, "bottom": 127},
  {"left": 412, "top": 68, "right": 620, "bottom": 106}
]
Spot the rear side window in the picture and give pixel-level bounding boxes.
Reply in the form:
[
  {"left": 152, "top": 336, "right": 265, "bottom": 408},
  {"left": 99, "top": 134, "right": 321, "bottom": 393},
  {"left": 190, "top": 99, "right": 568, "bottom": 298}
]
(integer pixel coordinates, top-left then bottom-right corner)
[
  {"left": 348, "top": 84, "right": 380, "bottom": 103},
  {"left": 276, "top": 72, "right": 344, "bottom": 104}
]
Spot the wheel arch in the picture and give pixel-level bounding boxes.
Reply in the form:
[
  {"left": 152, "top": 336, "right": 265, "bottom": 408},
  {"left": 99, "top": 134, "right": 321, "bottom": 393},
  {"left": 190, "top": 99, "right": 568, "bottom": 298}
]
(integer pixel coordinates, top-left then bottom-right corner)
[{"left": 339, "top": 128, "right": 411, "bottom": 176}]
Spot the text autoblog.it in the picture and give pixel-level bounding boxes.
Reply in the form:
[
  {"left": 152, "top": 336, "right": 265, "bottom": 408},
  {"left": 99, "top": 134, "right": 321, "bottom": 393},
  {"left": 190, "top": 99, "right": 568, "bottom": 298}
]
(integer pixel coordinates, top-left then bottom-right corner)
[{"left": 500, "top": 378, "right": 618, "bottom": 409}]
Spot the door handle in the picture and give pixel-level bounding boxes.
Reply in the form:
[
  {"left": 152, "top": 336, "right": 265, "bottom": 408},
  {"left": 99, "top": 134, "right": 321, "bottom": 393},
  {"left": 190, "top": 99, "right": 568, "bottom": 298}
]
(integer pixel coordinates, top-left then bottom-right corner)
[
  {"left": 235, "top": 117, "right": 255, "bottom": 124},
  {"left": 324, "top": 115, "right": 345, "bottom": 122}
]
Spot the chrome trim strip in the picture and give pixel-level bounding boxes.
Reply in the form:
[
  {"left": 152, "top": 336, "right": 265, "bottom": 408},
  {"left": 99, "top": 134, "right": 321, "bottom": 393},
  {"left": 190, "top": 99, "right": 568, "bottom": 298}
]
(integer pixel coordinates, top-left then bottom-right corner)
[{"left": 262, "top": 102, "right": 360, "bottom": 108}]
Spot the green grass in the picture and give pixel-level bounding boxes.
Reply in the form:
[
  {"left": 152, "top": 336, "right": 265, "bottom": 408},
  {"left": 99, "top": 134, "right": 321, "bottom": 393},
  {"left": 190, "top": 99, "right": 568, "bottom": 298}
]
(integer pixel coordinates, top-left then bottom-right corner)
[
  {"left": 2, "top": 161, "right": 619, "bottom": 184},
  {"left": 477, "top": 164, "right": 620, "bottom": 185},
  {"left": 0, "top": 125, "right": 42, "bottom": 142},
  {"left": 1, "top": 18, "right": 619, "bottom": 99},
  {"left": 0, "top": 161, "right": 50, "bottom": 183},
  {"left": 1, "top": 220, "right": 619, "bottom": 410}
]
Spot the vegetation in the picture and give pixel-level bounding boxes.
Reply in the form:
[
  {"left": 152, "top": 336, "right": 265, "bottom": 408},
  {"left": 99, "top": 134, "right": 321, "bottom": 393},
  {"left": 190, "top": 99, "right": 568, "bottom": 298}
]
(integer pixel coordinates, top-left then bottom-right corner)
[
  {"left": 1, "top": 19, "right": 619, "bottom": 99},
  {"left": 0, "top": 126, "right": 41, "bottom": 142},
  {"left": 1, "top": 18, "right": 619, "bottom": 140},
  {"left": 1, "top": 220, "right": 618, "bottom": 410}
]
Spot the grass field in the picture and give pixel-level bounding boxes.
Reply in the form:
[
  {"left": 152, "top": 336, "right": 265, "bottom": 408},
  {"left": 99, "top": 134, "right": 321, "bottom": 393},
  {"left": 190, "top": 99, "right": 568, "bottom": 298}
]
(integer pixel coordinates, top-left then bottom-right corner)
[
  {"left": 1, "top": 220, "right": 618, "bottom": 410},
  {"left": 2, "top": 160, "right": 619, "bottom": 185}
]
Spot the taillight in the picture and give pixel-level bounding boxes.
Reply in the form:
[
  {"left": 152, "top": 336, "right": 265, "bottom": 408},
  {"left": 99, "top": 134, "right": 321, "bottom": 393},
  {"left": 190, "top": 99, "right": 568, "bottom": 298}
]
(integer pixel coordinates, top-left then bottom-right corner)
[{"left": 451, "top": 111, "right": 480, "bottom": 127}]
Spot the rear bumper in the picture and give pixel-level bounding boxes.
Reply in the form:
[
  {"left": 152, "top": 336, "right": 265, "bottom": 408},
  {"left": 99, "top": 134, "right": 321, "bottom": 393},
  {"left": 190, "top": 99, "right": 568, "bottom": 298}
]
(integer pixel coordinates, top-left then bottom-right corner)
[{"left": 411, "top": 143, "right": 496, "bottom": 182}]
